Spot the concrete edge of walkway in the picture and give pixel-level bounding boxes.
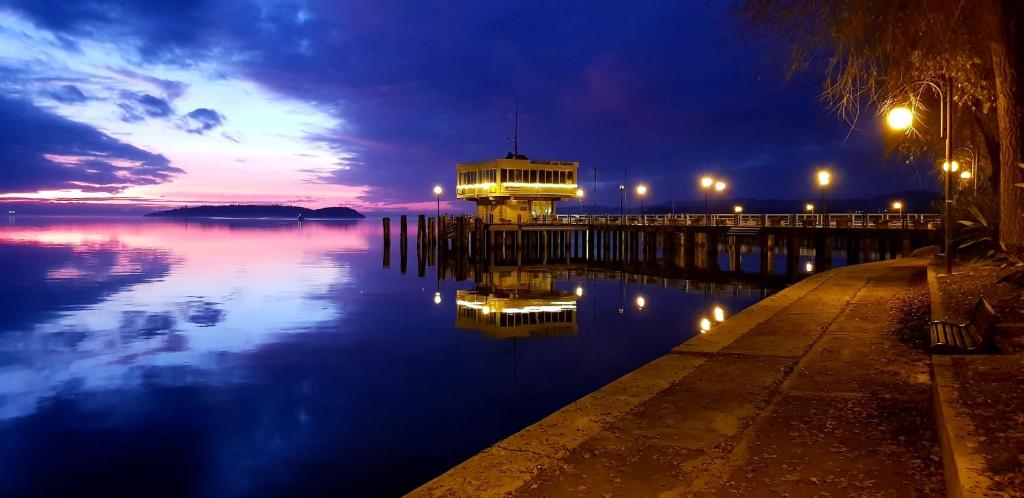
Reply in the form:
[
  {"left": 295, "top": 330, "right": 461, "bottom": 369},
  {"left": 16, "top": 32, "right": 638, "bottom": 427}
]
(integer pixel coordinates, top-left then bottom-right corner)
[
  {"left": 926, "top": 263, "right": 992, "bottom": 498},
  {"left": 407, "top": 265, "right": 863, "bottom": 498}
]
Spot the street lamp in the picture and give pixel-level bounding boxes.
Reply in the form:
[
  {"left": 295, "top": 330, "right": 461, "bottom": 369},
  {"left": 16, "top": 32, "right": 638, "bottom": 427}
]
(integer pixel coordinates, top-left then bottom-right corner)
[
  {"left": 884, "top": 77, "right": 955, "bottom": 274},
  {"left": 700, "top": 176, "right": 727, "bottom": 226},
  {"left": 805, "top": 203, "right": 814, "bottom": 213},
  {"left": 733, "top": 205, "right": 743, "bottom": 226},
  {"left": 575, "top": 188, "right": 585, "bottom": 220},
  {"left": 433, "top": 185, "right": 443, "bottom": 220},
  {"left": 618, "top": 184, "right": 626, "bottom": 219},
  {"left": 635, "top": 184, "right": 647, "bottom": 223},
  {"left": 816, "top": 169, "right": 831, "bottom": 227},
  {"left": 886, "top": 106, "right": 914, "bottom": 130},
  {"left": 954, "top": 146, "right": 978, "bottom": 191},
  {"left": 892, "top": 201, "right": 904, "bottom": 228}
]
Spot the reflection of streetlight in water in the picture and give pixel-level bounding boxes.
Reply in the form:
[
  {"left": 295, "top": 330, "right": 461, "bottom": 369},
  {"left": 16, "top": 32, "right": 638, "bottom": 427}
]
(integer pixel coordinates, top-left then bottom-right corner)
[
  {"left": 575, "top": 286, "right": 584, "bottom": 297},
  {"left": 698, "top": 304, "right": 727, "bottom": 334},
  {"left": 635, "top": 295, "right": 646, "bottom": 310},
  {"left": 713, "top": 305, "right": 725, "bottom": 322},
  {"left": 433, "top": 291, "right": 442, "bottom": 305},
  {"left": 805, "top": 261, "right": 814, "bottom": 273}
]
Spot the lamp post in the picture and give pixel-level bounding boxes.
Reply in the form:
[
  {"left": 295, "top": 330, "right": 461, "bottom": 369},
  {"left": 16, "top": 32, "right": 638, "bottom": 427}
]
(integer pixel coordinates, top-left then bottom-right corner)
[
  {"left": 954, "top": 146, "right": 978, "bottom": 192},
  {"left": 591, "top": 167, "right": 597, "bottom": 220},
  {"left": 733, "top": 205, "right": 743, "bottom": 226},
  {"left": 700, "top": 176, "right": 714, "bottom": 226},
  {"left": 636, "top": 184, "right": 647, "bottom": 224},
  {"left": 816, "top": 169, "right": 831, "bottom": 227},
  {"left": 433, "top": 185, "right": 443, "bottom": 220},
  {"left": 618, "top": 184, "right": 625, "bottom": 220},
  {"left": 700, "top": 176, "right": 727, "bottom": 226},
  {"left": 892, "top": 201, "right": 904, "bottom": 228},
  {"left": 959, "top": 170, "right": 973, "bottom": 195},
  {"left": 575, "top": 188, "right": 585, "bottom": 222},
  {"left": 885, "top": 76, "right": 955, "bottom": 274}
]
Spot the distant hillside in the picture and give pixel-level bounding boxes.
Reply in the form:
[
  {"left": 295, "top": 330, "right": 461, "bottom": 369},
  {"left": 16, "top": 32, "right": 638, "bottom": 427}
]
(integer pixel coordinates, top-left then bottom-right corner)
[{"left": 145, "top": 205, "right": 365, "bottom": 219}]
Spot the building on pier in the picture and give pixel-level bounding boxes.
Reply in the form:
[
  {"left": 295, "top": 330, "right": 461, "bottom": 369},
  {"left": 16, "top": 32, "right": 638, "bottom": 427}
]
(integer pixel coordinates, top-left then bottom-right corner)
[{"left": 456, "top": 154, "right": 579, "bottom": 223}]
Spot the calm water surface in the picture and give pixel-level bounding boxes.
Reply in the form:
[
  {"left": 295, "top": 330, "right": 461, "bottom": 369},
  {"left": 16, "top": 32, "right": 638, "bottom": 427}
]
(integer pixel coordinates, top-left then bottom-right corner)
[{"left": 0, "top": 217, "right": 770, "bottom": 497}]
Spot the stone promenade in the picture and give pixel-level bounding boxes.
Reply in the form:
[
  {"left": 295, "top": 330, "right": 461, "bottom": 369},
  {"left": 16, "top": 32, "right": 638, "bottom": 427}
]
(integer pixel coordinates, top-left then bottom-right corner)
[{"left": 411, "top": 259, "right": 945, "bottom": 497}]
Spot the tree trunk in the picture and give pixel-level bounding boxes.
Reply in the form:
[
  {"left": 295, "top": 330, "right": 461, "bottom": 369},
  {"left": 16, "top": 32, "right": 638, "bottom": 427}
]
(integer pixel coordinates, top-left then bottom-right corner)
[{"left": 989, "top": 1, "right": 1024, "bottom": 257}]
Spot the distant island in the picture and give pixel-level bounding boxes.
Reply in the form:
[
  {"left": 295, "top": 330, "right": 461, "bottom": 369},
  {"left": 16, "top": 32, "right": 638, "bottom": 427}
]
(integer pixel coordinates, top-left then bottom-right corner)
[{"left": 145, "top": 205, "right": 365, "bottom": 219}]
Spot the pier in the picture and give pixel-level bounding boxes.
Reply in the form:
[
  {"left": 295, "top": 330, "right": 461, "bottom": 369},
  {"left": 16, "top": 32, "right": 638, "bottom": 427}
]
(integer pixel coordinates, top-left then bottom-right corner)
[{"left": 382, "top": 212, "right": 941, "bottom": 282}]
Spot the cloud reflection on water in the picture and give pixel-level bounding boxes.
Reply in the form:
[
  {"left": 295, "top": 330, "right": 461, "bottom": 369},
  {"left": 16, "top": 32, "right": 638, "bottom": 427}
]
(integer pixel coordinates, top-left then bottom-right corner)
[{"left": 0, "top": 219, "right": 369, "bottom": 420}]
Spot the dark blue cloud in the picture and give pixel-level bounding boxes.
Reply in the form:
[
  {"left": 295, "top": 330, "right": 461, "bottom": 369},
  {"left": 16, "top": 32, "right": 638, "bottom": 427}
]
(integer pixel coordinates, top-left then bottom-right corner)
[
  {"left": 2, "top": 0, "right": 935, "bottom": 204},
  {"left": 47, "top": 84, "right": 88, "bottom": 103},
  {"left": 180, "top": 108, "right": 223, "bottom": 134},
  {"left": 116, "top": 92, "right": 172, "bottom": 122},
  {"left": 137, "top": 94, "right": 172, "bottom": 117},
  {"left": 0, "top": 96, "right": 182, "bottom": 192}
]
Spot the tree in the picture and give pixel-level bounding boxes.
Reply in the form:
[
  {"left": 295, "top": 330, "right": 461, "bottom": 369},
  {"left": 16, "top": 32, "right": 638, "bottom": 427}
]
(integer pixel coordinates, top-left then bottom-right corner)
[{"left": 739, "top": 0, "right": 1023, "bottom": 256}]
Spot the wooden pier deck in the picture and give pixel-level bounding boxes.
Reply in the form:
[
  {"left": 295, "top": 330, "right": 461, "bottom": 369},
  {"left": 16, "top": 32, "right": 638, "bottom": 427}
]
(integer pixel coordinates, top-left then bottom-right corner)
[{"left": 382, "top": 212, "right": 942, "bottom": 283}]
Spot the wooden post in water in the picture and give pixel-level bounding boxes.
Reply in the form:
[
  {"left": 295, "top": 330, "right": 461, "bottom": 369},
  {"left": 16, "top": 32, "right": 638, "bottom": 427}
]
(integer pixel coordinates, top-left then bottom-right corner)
[
  {"left": 814, "top": 232, "right": 831, "bottom": 270},
  {"left": 382, "top": 217, "right": 391, "bottom": 269},
  {"left": 705, "top": 230, "right": 720, "bottom": 271},
  {"left": 399, "top": 215, "right": 408, "bottom": 274},
  {"left": 729, "top": 235, "right": 741, "bottom": 272},
  {"left": 683, "top": 230, "right": 696, "bottom": 269},
  {"left": 759, "top": 232, "right": 771, "bottom": 275},
  {"left": 846, "top": 233, "right": 861, "bottom": 265},
  {"left": 417, "top": 215, "right": 425, "bottom": 249},
  {"left": 787, "top": 233, "right": 800, "bottom": 279}
]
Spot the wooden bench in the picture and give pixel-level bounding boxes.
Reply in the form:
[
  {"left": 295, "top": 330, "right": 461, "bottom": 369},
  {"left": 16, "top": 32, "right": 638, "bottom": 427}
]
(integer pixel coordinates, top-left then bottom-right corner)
[{"left": 930, "top": 297, "right": 998, "bottom": 353}]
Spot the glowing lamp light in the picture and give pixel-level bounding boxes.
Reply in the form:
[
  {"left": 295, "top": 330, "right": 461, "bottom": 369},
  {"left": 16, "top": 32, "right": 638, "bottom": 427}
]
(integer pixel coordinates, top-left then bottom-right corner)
[
  {"left": 892, "top": 201, "right": 903, "bottom": 210},
  {"left": 816, "top": 170, "right": 831, "bottom": 187},
  {"left": 433, "top": 292, "right": 442, "bottom": 305},
  {"left": 805, "top": 261, "right": 814, "bottom": 273},
  {"left": 481, "top": 306, "right": 491, "bottom": 315},
  {"left": 575, "top": 188, "right": 585, "bottom": 198},
  {"left": 805, "top": 203, "right": 814, "bottom": 212},
  {"left": 636, "top": 184, "right": 648, "bottom": 196},
  {"left": 960, "top": 170, "right": 972, "bottom": 180},
  {"left": 433, "top": 185, "right": 443, "bottom": 195},
  {"left": 575, "top": 286, "right": 584, "bottom": 297},
  {"left": 886, "top": 106, "right": 914, "bottom": 131},
  {"left": 699, "top": 317, "right": 712, "bottom": 333},
  {"left": 700, "top": 176, "right": 714, "bottom": 188},
  {"left": 714, "top": 181, "right": 726, "bottom": 192},
  {"left": 713, "top": 305, "right": 726, "bottom": 322},
  {"left": 942, "top": 161, "right": 960, "bottom": 172},
  {"left": 635, "top": 295, "right": 646, "bottom": 309},
  {"left": 733, "top": 205, "right": 743, "bottom": 214}
]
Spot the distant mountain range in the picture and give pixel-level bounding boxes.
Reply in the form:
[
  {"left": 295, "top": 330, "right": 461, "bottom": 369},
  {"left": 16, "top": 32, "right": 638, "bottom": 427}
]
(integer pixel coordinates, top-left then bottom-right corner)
[
  {"left": 145, "top": 205, "right": 365, "bottom": 219},
  {"left": 562, "top": 190, "right": 942, "bottom": 214}
]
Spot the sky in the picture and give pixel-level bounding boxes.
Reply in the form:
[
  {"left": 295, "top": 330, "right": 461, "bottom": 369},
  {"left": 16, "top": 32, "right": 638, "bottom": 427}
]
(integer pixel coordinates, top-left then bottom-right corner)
[{"left": 0, "top": 0, "right": 933, "bottom": 213}]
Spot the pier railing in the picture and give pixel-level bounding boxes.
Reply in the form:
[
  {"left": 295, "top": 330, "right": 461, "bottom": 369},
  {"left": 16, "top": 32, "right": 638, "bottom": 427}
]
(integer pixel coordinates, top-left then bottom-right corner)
[{"left": 537, "top": 212, "right": 942, "bottom": 229}]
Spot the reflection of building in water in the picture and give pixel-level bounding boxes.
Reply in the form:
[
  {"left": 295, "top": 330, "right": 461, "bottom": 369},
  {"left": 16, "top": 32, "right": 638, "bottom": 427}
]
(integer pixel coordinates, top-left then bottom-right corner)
[
  {"left": 456, "top": 157, "right": 579, "bottom": 223},
  {"left": 455, "top": 270, "right": 578, "bottom": 338}
]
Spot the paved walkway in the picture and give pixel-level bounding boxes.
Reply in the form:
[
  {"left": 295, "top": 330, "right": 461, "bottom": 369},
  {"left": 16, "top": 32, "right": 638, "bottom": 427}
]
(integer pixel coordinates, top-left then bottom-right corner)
[{"left": 411, "top": 259, "right": 944, "bottom": 497}]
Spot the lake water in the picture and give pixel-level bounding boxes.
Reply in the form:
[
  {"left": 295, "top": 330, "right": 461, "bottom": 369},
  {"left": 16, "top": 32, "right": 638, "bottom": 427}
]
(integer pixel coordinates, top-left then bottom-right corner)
[{"left": 0, "top": 216, "right": 771, "bottom": 497}]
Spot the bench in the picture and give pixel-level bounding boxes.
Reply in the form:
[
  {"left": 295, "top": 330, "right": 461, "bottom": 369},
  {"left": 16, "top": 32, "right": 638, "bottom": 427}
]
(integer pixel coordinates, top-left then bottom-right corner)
[{"left": 930, "top": 297, "right": 998, "bottom": 353}]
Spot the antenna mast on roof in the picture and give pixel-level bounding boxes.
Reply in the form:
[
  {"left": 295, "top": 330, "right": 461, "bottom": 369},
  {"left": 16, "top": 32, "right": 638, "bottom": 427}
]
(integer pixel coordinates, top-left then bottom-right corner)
[{"left": 506, "top": 101, "right": 519, "bottom": 157}]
